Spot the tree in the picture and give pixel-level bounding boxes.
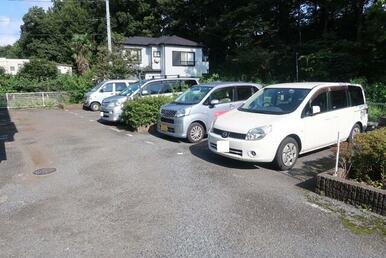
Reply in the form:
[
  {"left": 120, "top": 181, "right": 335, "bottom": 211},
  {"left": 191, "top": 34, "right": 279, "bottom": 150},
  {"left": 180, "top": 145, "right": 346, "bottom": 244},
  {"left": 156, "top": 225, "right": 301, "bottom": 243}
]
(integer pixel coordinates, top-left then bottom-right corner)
[
  {"left": 18, "top": 59, "right": 57, "bottom": 81},
  {"left": 71, "top": 34, "right": 92, "bottom": 75}
]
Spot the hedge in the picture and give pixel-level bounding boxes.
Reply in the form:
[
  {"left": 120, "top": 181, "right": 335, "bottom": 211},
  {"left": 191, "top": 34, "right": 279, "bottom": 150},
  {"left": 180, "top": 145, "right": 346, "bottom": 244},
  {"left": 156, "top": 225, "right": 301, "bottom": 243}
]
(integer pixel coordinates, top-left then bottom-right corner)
[
  {"left": 121, "top": 95, "right": 174, "bottom": 130},
  {"left": 348, "top": 128, "right": 386, "bottom": 189}
]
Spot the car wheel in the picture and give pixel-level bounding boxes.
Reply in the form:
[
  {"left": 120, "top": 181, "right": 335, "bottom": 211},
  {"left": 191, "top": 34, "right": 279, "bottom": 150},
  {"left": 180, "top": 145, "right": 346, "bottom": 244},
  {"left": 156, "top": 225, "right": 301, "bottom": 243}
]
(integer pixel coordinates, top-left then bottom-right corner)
[
  {"left": 90, "top": 102, "right": 100, "bottom": 111},
  {"left": 187, "top": 122, "right": 205, "bottom": 143},
  {"left": 348, "top": 123, "right": 361, "bottom": 142},
  {"left": 274, "top": 137, "right": 299, "bottom": 171}
]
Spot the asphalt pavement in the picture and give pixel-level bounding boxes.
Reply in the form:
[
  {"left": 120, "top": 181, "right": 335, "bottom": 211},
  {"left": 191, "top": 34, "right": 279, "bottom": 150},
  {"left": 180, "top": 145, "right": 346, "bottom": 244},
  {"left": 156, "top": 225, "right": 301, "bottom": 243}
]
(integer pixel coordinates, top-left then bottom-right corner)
[{"left": 0, "top": 107, "right": 385, "bottom": 257}]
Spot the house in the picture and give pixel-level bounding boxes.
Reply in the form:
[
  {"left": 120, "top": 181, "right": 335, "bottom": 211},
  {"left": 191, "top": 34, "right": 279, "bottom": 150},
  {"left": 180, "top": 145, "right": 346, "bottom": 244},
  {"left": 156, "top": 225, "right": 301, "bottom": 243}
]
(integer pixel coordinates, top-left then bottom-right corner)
[
  {"left": 122, "top": 35, "right": 209, "bottom": 79},
  {"left": 0, "top": 58, "right": 29, "bottom": 75},
  {"left": 0, "top": 58, "right": 72, "bottom": 75}
]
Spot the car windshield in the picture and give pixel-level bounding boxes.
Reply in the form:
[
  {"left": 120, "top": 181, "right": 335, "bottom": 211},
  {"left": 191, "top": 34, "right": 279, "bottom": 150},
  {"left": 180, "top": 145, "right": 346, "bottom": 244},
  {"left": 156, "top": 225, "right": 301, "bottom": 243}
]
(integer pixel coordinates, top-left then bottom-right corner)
[
  {"left": 173, "top": 86, "right": 212, "bottom": 105},
  {"left": 239, "top": 88, "right": 310, "bottom": 114},
  {"left": 119, "top": 81, "right": 142, "bottom": 96},
  {"left": 89, "top": 81, "right": 105, "bottom": 92}
]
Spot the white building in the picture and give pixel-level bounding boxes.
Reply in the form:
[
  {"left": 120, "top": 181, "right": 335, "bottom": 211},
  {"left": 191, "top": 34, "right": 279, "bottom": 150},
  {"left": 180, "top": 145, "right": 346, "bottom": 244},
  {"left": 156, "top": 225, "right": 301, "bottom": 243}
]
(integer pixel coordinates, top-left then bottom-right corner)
[
  {"left": 122, "top": 35, "right": 209, "bottom": 79},
  {"left": 0, "top": 58, "right": 72, "bottom": 75},
  {"left": 0, "top": 58, "right": 29, "bottom": 75}
]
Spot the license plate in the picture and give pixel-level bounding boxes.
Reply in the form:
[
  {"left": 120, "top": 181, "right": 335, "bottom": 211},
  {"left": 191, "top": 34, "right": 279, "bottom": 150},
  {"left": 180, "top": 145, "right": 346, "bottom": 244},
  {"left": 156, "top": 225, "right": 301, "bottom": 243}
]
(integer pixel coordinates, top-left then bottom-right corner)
[
  {"left": 217, "top": 140, "right": 230, "bottom": 153},
  {"left": 100, "top": 112, "right": 104, "bottom": 117},
  {"left": 160, "top": 123, "right": 168, "bottom": 132}
]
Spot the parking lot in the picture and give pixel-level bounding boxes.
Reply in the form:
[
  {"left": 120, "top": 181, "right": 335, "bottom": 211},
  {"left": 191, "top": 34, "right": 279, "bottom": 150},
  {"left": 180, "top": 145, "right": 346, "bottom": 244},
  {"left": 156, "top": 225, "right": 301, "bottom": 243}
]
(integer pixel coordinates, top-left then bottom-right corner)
[{"left": 0, "top": 107, "right": 385, "bottom": 257}]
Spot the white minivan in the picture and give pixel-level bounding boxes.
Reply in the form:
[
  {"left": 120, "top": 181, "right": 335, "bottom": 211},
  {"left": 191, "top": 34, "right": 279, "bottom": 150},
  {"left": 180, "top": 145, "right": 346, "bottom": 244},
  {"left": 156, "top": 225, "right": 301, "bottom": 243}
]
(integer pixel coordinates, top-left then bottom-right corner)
[
  {"left": 83, "top": 79, "right": 137, "bottom": 111},
  {"left": 208, "top": 82, "right": 368, "bottom": 170}
]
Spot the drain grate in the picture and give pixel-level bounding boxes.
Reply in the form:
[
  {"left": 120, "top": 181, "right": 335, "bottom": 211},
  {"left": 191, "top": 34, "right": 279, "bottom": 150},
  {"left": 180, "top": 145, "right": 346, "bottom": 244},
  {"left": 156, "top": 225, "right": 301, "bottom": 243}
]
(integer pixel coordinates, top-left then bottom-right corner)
[{"left": 33, "top": 168, "right": 57, "bottom": 176}]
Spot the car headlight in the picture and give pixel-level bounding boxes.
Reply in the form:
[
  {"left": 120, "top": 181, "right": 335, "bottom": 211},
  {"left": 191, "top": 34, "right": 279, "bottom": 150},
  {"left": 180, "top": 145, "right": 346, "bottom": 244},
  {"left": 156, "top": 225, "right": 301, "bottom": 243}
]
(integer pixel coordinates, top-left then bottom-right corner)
[
  {"left": 245, "top": 125, "right": 272, "bottom": 140},
  {"left": 175, "top": 107, "right": 192, "bottom": 118}
]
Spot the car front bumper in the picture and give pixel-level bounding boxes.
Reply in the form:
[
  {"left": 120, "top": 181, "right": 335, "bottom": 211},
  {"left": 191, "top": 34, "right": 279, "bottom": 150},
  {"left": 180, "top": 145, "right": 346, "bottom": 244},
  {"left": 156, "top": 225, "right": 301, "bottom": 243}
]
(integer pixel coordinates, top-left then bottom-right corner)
[
  {"left": 207, "top": 131, "right": 277, "bottom": 163},
  {"left": 100, "top": 106, "right": 122, "bottom": 122},
  {"left": 157, "top": 116, "right": 188, "bottom": 138}
]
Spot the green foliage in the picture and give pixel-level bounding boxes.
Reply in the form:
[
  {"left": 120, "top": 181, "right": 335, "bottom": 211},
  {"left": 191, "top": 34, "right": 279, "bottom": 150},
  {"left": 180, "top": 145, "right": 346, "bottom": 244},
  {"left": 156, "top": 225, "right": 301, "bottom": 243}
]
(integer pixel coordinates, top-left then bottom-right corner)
[
  {"left": 18, "top": 59, "right": 58, "bottom": 81},
  {"left": 121, "top": 96, "right": 174, "bottom": 129},
  {"left": 368, "top": 105, "right": 385, "bottom": 122},
  {"left": 348, "top": 128, "right": 386, "bottom": 189},
  {"left": 71, "top": 34, "right": 93, "bottom": 75},
  {"left": 93, "top": 45, "right": 135, "bottom": 81}
]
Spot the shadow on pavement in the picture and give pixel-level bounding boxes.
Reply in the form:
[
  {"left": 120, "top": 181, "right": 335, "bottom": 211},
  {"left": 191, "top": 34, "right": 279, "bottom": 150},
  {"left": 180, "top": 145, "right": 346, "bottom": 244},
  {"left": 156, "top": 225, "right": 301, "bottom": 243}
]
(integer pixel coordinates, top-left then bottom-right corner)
[
  {"left": 292, "top": 150, "right": 335, "bottom": 191},
  {"left": 0, "top": 108, "right": 18, "bottom": 163},
  {"left": 189, "top": 141, "right": 262, "bottom": 170}
]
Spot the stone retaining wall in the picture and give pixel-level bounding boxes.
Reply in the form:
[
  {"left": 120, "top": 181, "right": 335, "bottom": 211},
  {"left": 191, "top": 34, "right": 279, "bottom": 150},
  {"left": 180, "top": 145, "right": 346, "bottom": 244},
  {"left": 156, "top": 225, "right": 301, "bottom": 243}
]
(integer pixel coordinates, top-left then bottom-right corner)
[{"left": 316, "top": 170, "right": 386, "bottom": 216}]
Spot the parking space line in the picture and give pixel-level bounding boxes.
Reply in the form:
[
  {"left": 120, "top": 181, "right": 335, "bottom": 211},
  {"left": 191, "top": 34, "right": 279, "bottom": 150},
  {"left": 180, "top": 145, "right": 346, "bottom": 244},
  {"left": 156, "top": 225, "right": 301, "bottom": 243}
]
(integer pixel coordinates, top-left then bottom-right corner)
[
  {"left": 177, "top": 152, "right": 184, "bottom": 155},
  {"left": 126, "top": 133, "right": 133, "bottom": 137},
  {"left": 110, "top": 128, "right": 122, "bottom": 133},
  {"left": 145, "top": 141, "right": 154, "bottom": 145},
  {"left": 89, "top": 119, "right": 95, "bottom": 122}
]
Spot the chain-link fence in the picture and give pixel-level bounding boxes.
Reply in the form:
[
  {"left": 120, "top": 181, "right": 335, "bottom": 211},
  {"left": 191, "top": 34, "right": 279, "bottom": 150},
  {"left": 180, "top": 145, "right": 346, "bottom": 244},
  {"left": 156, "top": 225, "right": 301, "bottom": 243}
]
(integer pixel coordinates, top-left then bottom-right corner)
[{"left": 0, "top": 92, "right": 70, "bottom": 109}]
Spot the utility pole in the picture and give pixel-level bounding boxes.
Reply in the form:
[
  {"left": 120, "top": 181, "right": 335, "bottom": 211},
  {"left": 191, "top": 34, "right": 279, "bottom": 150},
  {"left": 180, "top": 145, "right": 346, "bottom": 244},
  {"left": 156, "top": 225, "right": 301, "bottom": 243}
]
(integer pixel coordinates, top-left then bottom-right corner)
[{"left": 105, "top": 0, "right": 112, "bottom": 53}]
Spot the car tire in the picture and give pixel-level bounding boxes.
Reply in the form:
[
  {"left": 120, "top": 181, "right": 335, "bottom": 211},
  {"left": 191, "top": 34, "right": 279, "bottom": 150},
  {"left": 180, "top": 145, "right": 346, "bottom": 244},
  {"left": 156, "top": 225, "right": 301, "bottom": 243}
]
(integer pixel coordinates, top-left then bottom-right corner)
[
  {"left": 274, "top": 137, "right": 299, "bottom": 171},
  {"left": 187, "top": 122, "right": 205, "bottom": 143},
  {"left": 348, "top": 123, "right": 361, "bottom": 142},
  {"left": 90, "top": 102, "right": 100, "bottom": 111}
]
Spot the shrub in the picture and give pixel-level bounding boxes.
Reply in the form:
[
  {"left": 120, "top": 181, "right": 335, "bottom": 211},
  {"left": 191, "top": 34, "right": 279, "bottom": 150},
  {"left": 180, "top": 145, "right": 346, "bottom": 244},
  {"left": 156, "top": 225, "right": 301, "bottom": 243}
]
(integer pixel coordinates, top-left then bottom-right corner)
[
  {"left": 18, "top": 58, "right": 58, "bottom": 81},
  {"left": 121, "top": 95, "right": 174, "bottom": 130},
  {"left": 368, "top": 105, "right": 385, "bottom": 122},
  {"left": 348, "top": 128, "right": 386, "bottom": 189}
]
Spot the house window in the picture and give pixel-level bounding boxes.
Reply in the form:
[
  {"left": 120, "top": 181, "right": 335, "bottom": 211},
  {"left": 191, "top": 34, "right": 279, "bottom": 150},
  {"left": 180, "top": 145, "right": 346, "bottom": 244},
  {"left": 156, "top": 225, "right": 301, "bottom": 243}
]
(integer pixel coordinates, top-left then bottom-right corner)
[
  {"left": 127, "top": 48, "right": 142, "bottom": 64},
  {"left": 153, "top": 51, "right": 161, "bottom": 57},
  {"left": 172, "top": 51, "right": 195, "bottom": 66},
  {"left": 10, "top": 66, "right": 15, "bottom": 72}
]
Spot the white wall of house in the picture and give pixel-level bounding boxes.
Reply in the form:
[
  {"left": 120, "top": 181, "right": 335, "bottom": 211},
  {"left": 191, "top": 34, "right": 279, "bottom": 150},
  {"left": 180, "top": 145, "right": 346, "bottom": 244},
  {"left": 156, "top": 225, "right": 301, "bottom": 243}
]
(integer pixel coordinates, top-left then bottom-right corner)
[
  {"left": 123, "top": 45, "right": 209, "bottom": 78},
  {"left": 0, "top": 58, "right": 29, "bottom": 75},
  {"left": 163, "top": 46, "right": 208, "bottom": 77},
  {"left": 57, "top": 64, "right": 72, "bottom": 75}
]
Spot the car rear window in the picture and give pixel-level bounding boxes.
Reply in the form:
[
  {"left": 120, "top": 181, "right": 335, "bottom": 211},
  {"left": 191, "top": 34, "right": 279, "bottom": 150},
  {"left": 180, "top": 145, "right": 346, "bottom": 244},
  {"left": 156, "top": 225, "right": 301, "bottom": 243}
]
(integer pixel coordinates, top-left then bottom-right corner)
[
  {"left": 349, "top": 86, "right": 365, "bottom": 106},
  {"left": 330, "top": 88, "right": 348, "bottom": 110}
]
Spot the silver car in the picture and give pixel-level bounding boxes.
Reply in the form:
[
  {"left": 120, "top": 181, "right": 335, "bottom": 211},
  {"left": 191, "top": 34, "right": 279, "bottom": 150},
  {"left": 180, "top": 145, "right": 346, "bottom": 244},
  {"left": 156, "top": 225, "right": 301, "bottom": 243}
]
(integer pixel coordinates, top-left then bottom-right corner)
[
  {"left": 100, "top": 77, "right": 199, "bottom": 122},
  {"left": 158, "top": 82, "right": 261, "bottom": 142}
]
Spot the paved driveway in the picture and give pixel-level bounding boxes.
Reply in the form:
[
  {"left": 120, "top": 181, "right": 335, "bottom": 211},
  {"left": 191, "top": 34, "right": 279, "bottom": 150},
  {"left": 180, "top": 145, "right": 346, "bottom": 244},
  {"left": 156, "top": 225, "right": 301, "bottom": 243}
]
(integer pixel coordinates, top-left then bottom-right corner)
[{"left": 0, "top": 108, "right": 385, "bottom": 257}]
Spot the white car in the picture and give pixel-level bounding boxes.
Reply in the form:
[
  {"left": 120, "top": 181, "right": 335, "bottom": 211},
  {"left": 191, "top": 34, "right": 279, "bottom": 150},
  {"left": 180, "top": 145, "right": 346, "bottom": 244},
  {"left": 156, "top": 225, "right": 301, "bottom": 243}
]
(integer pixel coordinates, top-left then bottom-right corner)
[
  {"left": 83, "top": 79, "right": 137, "bottom": 111},
  {"left": 208, "top": 82, "right": 368, "bottom": 170}
]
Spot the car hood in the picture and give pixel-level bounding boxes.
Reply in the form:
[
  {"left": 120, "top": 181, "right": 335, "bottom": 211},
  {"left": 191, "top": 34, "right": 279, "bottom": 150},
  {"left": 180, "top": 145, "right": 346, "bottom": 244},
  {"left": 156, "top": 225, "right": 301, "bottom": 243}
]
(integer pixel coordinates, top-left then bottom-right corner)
[
  {"left": 214, "top": 109, "right": 286, "bottom": 134},
  {"left": 84, "top": 91, "right": 93, "bottom": 97},
  {"left": 161, "top": 102, "right": 193, "bottom": 112},
  {"left": 102, "top": 95, "right": 127, "bottom": 103}
]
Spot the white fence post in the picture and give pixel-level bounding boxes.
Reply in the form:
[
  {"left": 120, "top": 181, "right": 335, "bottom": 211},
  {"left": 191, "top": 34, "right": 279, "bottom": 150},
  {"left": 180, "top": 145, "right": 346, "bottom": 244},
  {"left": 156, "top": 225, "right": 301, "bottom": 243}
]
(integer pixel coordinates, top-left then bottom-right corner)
[
  {"left": 42, "top": 92, "right": 45, "bottom": 107},
  {"left": 5, "top": 93, "right": 9, "bottom": 109}
]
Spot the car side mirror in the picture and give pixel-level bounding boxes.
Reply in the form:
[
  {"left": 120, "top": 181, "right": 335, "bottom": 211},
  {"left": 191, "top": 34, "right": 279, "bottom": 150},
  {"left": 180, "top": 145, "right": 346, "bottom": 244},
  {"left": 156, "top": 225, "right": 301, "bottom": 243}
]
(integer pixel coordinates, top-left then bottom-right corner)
[
  {"left": 99, "top": 88, "right": 104, "bottom": 93},
  {"left": 141, "top": 90, "right": 149, "bottom": 96},
  {"left": 210, "top": 99, "right": 219, "bottom": 106},
  {"left": 312, "top": 105, "right": 321, "bottom": 115}
]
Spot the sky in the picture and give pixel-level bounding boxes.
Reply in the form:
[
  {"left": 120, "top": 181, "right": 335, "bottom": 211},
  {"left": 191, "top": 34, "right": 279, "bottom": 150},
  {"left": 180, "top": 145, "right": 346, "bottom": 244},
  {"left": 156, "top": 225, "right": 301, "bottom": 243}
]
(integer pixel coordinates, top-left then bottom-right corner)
[{"left": 0, "top": 0, "right": 52, "bottom": 46}]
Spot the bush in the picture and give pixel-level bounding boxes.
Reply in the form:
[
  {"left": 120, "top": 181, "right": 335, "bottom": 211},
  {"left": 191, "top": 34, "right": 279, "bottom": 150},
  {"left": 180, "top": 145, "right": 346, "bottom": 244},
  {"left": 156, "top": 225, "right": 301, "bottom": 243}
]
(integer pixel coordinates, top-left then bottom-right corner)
[
  {"left": 368, "top": 105, "right": 385, "bottom": 122},
  {"left": 121, "top": 95, "right": 174, "bottom": 129},
  {"left": 348, "top": 128, "right": 386, "bottom": 189},
  {"left": 18, "top": 58, "right": 58, "bottom": 81}
]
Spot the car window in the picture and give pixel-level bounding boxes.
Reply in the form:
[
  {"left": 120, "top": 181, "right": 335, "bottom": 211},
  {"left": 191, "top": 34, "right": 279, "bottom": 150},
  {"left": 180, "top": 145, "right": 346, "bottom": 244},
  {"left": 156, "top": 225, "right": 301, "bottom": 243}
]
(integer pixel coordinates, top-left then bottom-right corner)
[
  {"left": 162, "top": 80, "right": 180, "bottom": 93},
  {"left": 349, "top": 86, "right": 365, "bottom": 106},
  {"left": 180, "top": 80, "right": 198, "bottom": 91},
  {"left": 236, "top": 86, "right": 256, "bottom": 101},
  {"left": 142, "top": 81, "right": 164, "bottom": 95},
  {"left": 101, "top": 83, "right": 113, "bottom": 93},
  {"left": 115, "top": 82, "right": 127, "bottom": 92},
  {"left": 330, "top": 88, "right": 348, "bottom": 110},
  {"left": 209, "top": 87, "right": 234, "bottom": 104},
  {"left": 303, "top": 91, "right": 328, "bottom": 116}
]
